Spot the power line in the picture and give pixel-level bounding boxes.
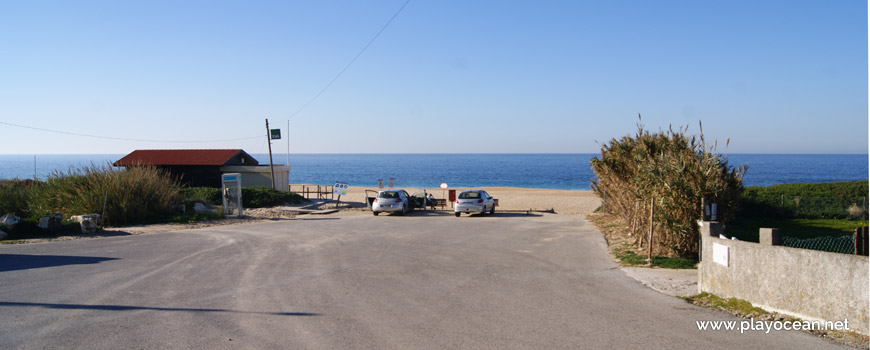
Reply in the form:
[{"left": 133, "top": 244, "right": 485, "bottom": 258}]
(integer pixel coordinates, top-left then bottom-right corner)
[
  {"left": 287, "top": 0, "right": 411, "bottom": 119},
  {"left": 0, "top": 120, "right": 262, "bottom": 143}
]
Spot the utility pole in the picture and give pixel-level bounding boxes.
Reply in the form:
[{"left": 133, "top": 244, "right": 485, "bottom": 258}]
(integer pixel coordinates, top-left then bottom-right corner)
[
  {"left": 287, "top": 119, "right": 290, "bottom": 186},
  {"left": 265, "top": 118, "right": 276, "bottom": 190}
]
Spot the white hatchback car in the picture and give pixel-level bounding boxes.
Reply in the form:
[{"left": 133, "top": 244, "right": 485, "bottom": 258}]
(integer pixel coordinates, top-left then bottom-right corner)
[
  {"left": 372, "top": 189, "right": 413, "bottom": 216},
  {"left": 454, "top": 190, "right": 495, "bottom": 217}
]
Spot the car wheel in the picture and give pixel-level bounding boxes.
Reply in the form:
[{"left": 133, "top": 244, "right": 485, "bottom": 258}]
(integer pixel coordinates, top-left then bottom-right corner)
[
  {"left": 399, "top": 205, "right": 406, "bottom": 216},
  {"left": 373, "top": 211, "right": 379, "bottom": 216},
  {"left": 480, "top": 206, "right": 487, "bottom": 216},
  {"left": 490, "top": 205, "right": 495, "bottom": 215},
  {"left": 455, "top": 212, "right": 460, "bottom": 217}
]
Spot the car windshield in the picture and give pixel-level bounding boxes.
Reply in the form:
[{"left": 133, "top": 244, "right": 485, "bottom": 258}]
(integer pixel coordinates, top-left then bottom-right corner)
[
  {"left": 378, "top": 192, "right": 399, "bottom": 199},
  {"left": 458, "top": 192, "right": 480, "bottom": 199}
]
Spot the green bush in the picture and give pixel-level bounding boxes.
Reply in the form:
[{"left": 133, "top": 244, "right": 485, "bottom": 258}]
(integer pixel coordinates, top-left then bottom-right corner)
[
  {"left": 180, "top": 186, "right": 305, "bottom": 209},
  {"left": 0, "top": 180, "right": 37, "bottom": 217},
  {"left": 179, "top": 187, "right": 222, "bottom": 210},
  {"left": 241, "top": 187, "right": 304, "bottom": 208},
  {"left": 3, "top": 217, "right": 40, "bottom": 240}
]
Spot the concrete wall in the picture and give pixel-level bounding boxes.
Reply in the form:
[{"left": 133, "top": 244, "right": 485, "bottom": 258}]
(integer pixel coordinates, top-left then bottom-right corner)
[
  {"left": 221, "top": 165, "right": 290, "bottom": 192},
  {"left": 698, "top": 222, "right": 869, "bottom": 334}
]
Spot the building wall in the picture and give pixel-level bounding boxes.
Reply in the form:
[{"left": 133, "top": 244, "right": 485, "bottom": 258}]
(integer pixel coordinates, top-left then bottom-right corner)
[
  {"left": 698, "top": 223, "right": 869, "bottom": 334},
  {"left": 163, "top": 166, "right": 222, "bottom": 188},
  {"left": 221, "top": 165, "right": 290, "bottom": 191}
]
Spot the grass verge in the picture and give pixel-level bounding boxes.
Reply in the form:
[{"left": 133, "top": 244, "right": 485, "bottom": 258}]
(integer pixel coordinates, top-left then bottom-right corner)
[
  {"left": 614, "top": 249, "right": 697, "bottom": 269},
  {"left": 683, "top": 292, "right": 869, "bottom": 349},
  {"left": 589, "top": 212, "right": 698, "bottom": 269}
]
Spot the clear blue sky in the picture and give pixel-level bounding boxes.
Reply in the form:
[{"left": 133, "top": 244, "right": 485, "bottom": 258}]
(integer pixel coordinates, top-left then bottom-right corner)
[{"left": 1, "top": 0, "right": 866, "bottom": 154}]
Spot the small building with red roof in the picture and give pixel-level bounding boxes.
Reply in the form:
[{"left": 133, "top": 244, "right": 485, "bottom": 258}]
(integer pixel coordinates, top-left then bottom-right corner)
[{"left": 114, "top": 149, "right": 288, "bottom": 189}]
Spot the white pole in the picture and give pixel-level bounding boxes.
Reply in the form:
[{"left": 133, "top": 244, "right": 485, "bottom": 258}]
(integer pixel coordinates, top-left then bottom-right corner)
[{"left": 287, "top": 120, "right": 290, "bottom": 187}]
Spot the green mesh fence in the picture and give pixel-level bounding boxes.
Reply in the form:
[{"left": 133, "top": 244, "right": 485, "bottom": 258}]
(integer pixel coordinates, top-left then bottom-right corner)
[{"left": 781, "top": 235, "right": 855, "bottom": 255}]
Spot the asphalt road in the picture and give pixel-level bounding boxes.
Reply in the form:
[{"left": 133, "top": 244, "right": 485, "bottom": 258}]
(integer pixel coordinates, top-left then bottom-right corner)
[{"left": 0, "top": 212, "right": 847, "bottom": 349}]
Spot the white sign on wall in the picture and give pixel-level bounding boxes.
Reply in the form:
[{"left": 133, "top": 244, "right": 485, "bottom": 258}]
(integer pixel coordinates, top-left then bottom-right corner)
[{"left": 713, "top": 243, "right": 730, "bottom": 267}]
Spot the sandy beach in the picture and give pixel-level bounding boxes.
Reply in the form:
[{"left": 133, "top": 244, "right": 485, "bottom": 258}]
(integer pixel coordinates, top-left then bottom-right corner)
[{"left": 290, "top": 184, "right": 601, "bottom": 216}]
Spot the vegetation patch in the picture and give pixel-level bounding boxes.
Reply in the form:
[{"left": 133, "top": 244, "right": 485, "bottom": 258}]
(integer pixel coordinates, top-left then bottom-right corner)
[
  {"left": 683, "top": 292, "right": 769, "bottom": 318},
  {"left": 683, "top": 292, "right": 869, "bottom": 349},
  {"left": 590, "top": 118, "right": 744, "bottom": 257},
  {"left": 727, "top": 217, "right": 867, "bottom": 242},
  {"left": 590, "top": 212, "right": 698, "bottom": 269},
  {"left": 1, "top": 167, "right": 306, "bottom": 242},
  {"left": 614, "top": 248, "right": 697, "bottom": 269},
  {"left": 179, "top": 186, "right": 305, "bottom": 209},
  {"left": 0, "top": 164, "right": 183, "bottom": 226},
  {"left": 739, "top": 181, "right": 868, "bottom": 220}
]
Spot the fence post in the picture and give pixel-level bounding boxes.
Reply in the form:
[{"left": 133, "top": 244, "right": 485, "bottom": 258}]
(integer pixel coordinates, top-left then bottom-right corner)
[
  {"left": 759, "top": 228, "right": 781, "bottom": 246},
  {"left": 647, "top": 198, "right": 654, "bottom": 260},
  {"left": 856, "top": 227, "right": 869, "bottom": 256}
]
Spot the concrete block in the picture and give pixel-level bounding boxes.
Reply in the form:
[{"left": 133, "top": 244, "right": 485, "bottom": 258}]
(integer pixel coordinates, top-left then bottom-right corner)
[
  {"left": 699, "top": 221, "right": 723, "bottom": 237},
  {"left": 37, "top": 213, "right": 63, "bottom": 231},
  {"left": 70, "top": 214, "right": 100, "bottom": 234},
  {"left": 0, "top": 213, "right": 19, "bottom": 228},
  {"left": 193, "top": 203, "right": 218, "bottom": 214},
  {"left": 759, "top": 228, "right": 781, "bottom": 246}
]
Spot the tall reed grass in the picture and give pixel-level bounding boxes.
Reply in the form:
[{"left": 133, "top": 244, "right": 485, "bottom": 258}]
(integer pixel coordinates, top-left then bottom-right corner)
[
  {"left": 27, "top": 164, "right": 182, "bottom": 226},
  {"left": 591, "top": 119, "right": 745, "bottom": 257}
]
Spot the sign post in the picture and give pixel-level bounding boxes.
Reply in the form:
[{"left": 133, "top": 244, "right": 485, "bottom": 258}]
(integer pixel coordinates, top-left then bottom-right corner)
[
  {"left": 333, "top": 182, "right": 349, "bottom": 208},
  {"left": 265, "top": 119, "right": 276, "bottom": 190},
  {"left": 440, "top": 182, "right": 448, "bottom": 201}
]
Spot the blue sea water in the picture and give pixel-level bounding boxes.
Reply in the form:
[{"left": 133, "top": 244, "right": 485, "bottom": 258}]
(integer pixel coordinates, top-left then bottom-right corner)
[{"left": 0, "top": 154, "right": 866, "bottom": 190}]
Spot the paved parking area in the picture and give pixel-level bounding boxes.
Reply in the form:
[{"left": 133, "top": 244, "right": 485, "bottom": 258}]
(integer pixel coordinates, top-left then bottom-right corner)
[{"left": 0, "top": 213, "right": 847, "bottom": 349}]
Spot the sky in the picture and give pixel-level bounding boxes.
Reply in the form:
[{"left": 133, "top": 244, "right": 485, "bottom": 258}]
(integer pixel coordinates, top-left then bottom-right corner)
[{"left": 0, "top": 0, "right": 867, "bottom": 155}]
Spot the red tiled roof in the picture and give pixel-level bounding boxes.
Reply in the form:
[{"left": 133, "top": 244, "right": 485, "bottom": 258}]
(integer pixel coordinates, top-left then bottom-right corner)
[{"left": 114, "top": 149, "right": 254, "bottom": 166}]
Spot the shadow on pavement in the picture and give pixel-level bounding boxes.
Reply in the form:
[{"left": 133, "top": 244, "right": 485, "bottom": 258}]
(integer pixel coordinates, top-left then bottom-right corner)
[
  {"left": 289, "top": 217, "right": 341, "bottom": 221},
  {"left": 456, "top": 213, "right": 544, "bottom": 218},
  {"left": 0, "top": 301, "right": 320, "bottom": 316},
  {"left": 0, "top": 254, "right": 119, "bottom": 272}
]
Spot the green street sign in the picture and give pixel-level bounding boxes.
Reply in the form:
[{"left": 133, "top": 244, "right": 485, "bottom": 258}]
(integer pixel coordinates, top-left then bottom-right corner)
[{"left": 270, "top": 129, "right": 281, "bottom": 140}]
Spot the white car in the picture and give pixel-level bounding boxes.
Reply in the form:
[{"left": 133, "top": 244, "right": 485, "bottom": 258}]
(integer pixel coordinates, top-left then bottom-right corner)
[
  {"left": 454, "top": 190, "right": 495, "bottom": 217},
  {"left": 372, "top": 189, "right": 413, "bottom": 216}
]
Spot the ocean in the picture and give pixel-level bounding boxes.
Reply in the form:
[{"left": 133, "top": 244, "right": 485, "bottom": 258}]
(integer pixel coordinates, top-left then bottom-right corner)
[{"left": 0, "top": 154, "right": 866, "bottom": 190}]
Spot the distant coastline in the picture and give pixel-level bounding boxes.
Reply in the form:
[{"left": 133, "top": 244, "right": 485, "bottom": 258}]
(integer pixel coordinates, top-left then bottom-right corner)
[{"left": 0, "top": 153, "right": 867, "bottom": 190}]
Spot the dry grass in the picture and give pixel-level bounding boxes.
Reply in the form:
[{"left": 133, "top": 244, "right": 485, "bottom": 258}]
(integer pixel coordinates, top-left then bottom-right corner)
[{"left": 590, "top": 118, "right": 744, "bottom": 257}]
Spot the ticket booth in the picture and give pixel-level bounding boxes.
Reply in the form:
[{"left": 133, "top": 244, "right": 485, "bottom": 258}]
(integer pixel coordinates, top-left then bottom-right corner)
[{"left": 222, "top": 173, "right": 243, "bottom": 217}]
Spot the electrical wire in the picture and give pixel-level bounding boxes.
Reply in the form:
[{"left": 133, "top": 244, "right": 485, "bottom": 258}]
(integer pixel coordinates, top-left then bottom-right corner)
[
  {"left": 287, "top": 0, "right": 411, "bottom": 119},
  {"left": 1, "top": 1, "right": 411, "bottom": 142},
  {"left": 0, "top": 120, "right": 262, "bottom": 143}
]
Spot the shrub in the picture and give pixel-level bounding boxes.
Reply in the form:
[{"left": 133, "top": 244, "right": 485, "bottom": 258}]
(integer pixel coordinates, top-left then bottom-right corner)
[
  {"left": 180, "top": 186, "right": 305, "bottom": 209},
  {"left": 179, "top": 187, "right": 222, "bottom": 211},
  {"left": 0, "top": 180, "right": 37, "bottom": 217},
  {"left": 241, "top": 187, "right": 304, "bottom": 208},
  {"left": 590, "top": 118, "right": 745, "bottom": 257},
  {"left": 28, "top": 164, "right": 182, "bottom": 226}
]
